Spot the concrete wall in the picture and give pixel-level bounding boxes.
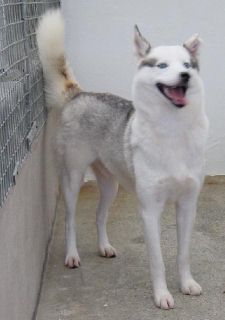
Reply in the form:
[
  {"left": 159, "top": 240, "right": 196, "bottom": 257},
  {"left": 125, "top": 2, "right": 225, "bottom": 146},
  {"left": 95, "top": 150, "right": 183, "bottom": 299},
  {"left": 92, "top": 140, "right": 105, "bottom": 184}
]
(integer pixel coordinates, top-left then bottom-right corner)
[
  {"left": 62, "top": 0, "right": 225, "bottom": 175},
  {"left": 0, "top": 112, "right": 58, "bottom": 320}
]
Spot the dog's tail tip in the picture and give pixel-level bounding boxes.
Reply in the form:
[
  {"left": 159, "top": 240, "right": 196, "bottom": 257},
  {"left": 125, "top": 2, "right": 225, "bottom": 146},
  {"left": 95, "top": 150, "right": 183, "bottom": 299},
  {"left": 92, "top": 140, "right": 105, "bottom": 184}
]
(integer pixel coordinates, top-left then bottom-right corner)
[{"left": 36, "top": 9, "right": 81, "bottom": 110}]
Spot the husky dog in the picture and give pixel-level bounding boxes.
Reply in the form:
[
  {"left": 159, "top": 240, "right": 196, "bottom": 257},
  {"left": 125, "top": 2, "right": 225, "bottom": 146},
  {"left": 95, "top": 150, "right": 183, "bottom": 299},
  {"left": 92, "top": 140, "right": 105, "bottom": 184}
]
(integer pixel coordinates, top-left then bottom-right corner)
[{"left": 37, "top": 10, "right": 208, "bottom": 309}]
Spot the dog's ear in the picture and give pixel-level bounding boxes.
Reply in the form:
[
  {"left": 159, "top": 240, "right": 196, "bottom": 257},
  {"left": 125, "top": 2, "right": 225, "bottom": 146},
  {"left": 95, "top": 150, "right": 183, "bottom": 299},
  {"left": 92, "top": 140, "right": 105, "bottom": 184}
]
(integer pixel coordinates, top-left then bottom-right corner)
[
  {"left": 183, "top": 34, "right": 202, "bottom": 57},
  {"left": 134, "top": 25, "right": 151, "bottom": 58}
]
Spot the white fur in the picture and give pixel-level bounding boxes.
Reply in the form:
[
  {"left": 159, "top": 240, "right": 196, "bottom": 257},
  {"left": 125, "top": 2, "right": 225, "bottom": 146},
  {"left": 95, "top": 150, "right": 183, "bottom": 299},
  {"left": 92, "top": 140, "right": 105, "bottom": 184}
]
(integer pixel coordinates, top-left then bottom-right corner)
[
  {"left": 131, "top": 37, "right": 208, "bottom": 309},
  {"left": 36, "top": 9, "right": 79, "bottom": 109},
  {"left": 37, "top": 10, "right": 209, "bottom": 310}
]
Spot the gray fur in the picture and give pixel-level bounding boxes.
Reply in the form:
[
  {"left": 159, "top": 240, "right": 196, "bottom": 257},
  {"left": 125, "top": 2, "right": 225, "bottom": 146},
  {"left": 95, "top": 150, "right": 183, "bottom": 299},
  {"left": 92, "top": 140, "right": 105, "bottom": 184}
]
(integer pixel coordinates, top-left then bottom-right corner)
[
  {"left": 139, "top": 58, "right": 158, "bottom": 68},
  {"left": 183, "top": 45, "right": 199, "bottom": 71},
  {"left": 191, "top": 57, "right": 199, "bottom": 71},
  {"left": 56, "top": 92, "right": 135, "bottom": 188}
]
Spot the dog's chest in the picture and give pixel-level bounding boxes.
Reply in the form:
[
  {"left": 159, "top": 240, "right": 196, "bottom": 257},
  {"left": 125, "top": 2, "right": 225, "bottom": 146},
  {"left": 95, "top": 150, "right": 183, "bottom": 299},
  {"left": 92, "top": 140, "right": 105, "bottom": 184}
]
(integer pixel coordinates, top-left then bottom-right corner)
[{"left": 131, "top": 120, "right": 206, "bottom": 195}]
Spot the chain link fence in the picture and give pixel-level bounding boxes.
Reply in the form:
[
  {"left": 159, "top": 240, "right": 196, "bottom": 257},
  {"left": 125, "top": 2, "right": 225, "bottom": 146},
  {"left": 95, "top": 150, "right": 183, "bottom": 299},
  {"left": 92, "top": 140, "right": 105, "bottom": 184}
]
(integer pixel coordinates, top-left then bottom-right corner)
[{"left": 0, "top": 0, "right": 60, "bottom": 207}]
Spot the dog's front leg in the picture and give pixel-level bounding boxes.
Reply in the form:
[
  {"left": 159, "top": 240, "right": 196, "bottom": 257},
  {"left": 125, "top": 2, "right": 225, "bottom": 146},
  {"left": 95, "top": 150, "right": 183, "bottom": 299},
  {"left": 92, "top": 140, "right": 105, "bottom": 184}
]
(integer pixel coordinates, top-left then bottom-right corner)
[
  {"left": 138, "top": 192, "right": 174, "bottom": 310},
  {"left": 176, "top": 192, "right": 202, "bottom": 296}
]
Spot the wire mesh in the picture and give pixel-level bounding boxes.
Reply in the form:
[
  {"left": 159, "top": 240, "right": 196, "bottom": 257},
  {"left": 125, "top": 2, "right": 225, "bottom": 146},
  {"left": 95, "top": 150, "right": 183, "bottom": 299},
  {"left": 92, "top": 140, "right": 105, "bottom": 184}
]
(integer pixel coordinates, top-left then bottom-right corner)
[{"left": 0, "top": 0, "right": 60, "bottom": 207}]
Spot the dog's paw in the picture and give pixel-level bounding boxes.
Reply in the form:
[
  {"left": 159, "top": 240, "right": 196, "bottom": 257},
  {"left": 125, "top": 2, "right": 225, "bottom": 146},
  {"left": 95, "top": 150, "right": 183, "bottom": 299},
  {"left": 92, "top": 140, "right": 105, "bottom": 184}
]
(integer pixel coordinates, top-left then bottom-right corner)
[
  {"left": 99, "top": 244, "right": 117, "bottom": 258},
  {"left": 154, "top": 290, "right": 175, "bottom": 310},
  {"left": 181, "top": 278, "right": 202, "bottom": 296},
  {"left": 65, "top": 253, "right": 81, "bottom": 268}
]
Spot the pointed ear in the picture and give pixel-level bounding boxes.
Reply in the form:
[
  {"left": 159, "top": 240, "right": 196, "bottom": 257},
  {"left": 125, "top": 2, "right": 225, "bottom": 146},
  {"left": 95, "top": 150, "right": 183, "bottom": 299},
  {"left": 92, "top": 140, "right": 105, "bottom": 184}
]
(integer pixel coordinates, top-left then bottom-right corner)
[
  {"left": 183, "top": 34, "right": 202, "bottom": 57},
  {"left": 134, "top": 25, "right": 151, "bottom": 59}
]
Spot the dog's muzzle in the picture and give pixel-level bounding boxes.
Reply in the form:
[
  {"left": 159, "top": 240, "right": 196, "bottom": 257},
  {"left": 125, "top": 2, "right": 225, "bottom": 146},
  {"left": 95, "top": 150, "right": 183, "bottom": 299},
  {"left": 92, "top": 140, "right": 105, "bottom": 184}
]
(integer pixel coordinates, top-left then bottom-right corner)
[{"left": 156, "top": 72, "right": 190, "bottom": 108}]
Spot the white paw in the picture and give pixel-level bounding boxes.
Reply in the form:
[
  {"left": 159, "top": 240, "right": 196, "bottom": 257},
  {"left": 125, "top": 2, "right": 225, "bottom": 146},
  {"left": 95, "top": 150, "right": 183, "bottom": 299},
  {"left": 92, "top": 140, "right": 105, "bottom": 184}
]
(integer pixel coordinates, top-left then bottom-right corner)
[
  {"left": 154, "top": 290, "right": 175, "bottom": 310},
  {"left": 99, "top": 244, "right": 117, "bottom": 258},
  {"left": 181, "top": 278, "right": 202, "bottom": 295},
  {"left": 65, "top": 252, "right": 81, "bottom": 268}
]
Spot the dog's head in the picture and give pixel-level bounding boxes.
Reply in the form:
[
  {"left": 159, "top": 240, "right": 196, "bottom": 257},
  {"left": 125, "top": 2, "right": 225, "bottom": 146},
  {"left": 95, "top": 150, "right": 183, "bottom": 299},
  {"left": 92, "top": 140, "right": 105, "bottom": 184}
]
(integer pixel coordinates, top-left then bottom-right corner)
[{"left": 132, "top": 26, "right": 203, "bottom": 111}]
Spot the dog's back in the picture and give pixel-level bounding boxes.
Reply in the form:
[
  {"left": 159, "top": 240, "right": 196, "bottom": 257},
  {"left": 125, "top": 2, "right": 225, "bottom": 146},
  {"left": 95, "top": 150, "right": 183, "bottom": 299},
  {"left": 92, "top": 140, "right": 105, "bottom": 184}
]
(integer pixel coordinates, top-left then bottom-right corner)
[{"left": 57, "top": 92, "right": 135, "bottom": 188}]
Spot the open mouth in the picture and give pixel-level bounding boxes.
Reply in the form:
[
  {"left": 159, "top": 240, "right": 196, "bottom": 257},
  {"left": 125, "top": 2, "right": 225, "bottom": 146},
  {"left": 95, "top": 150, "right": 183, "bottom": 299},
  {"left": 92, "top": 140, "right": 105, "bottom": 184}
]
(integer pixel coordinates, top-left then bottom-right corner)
[{"left": 156, "top": 83, "right": 188, "bottom": 108}]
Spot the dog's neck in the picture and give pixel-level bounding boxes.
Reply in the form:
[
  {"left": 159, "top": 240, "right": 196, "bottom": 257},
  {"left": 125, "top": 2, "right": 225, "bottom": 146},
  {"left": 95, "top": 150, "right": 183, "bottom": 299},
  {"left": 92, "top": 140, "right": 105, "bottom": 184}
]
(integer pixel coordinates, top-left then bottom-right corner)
[{"left": 132, "top": 99, "right": 206, "bottom": 139}]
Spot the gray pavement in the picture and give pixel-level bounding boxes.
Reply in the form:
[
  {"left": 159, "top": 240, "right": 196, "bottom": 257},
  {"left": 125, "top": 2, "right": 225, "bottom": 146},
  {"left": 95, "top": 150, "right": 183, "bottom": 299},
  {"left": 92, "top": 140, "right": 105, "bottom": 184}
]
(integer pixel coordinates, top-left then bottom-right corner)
[{"left": 36, "top": 181, "right": 225, "bottom": 320}]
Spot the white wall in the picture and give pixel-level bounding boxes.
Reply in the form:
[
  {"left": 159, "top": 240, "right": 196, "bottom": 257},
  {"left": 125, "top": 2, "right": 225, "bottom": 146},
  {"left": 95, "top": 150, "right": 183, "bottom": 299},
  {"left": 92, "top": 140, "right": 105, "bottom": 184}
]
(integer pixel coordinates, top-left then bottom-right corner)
[{"left": 62, "top": 0, "right": 225, "bottom": 175}]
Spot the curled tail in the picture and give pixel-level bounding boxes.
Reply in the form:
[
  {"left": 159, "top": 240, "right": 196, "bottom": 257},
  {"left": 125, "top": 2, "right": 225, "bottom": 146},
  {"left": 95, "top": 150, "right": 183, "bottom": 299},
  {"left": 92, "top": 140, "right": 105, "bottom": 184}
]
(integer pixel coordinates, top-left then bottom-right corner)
[{"left": 36, "top": 9, "right": 81, "bottom": 110}]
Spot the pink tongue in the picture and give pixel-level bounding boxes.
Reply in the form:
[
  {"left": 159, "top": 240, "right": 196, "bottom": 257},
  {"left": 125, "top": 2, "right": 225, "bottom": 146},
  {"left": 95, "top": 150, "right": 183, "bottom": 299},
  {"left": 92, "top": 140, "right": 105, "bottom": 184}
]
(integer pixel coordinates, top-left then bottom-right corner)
[{"left": 165, "top": 87, "right": 187, "bottom": 105}]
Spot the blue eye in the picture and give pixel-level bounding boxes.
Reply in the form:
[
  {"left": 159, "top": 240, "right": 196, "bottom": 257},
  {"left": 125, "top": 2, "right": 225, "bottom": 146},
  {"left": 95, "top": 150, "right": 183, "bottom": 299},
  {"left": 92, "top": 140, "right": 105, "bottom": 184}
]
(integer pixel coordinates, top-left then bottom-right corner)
[
  {"left": 157, "top": 63, "right": 168, "bottom": 69},
  {"left": 184, "top": 62, "right": 191, "bottom": 69}
]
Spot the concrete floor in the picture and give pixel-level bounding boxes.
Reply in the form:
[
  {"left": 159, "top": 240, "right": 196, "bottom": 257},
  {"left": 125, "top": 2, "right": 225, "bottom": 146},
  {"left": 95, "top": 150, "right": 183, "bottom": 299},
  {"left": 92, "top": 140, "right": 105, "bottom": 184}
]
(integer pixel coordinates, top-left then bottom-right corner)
[{"left": 36, "top": 181, "right": 225, "bottom": 320}]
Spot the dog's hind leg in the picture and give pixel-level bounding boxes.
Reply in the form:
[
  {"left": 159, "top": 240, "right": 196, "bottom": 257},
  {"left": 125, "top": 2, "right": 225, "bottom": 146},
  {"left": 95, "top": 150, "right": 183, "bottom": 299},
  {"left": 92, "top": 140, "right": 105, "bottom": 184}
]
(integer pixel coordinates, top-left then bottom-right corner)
[
  {"left": 61, "top": 168, "right": 85, "bottom": 268},
  {"left": 92, "top": 161, "right": 118, "bottom": 258}
]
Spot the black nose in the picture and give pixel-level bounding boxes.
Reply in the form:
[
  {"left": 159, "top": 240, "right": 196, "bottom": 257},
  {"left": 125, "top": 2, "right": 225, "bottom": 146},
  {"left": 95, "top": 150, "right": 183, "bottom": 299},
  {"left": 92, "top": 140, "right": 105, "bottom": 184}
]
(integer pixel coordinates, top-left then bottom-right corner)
[{"left": 180, "top": 72, "right": 190, "bottom": 83}]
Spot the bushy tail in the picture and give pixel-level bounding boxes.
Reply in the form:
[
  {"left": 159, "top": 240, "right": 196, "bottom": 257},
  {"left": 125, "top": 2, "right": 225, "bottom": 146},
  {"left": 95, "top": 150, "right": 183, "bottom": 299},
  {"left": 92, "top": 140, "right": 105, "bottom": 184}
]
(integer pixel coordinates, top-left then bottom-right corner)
[{"left": 36, "top": 9, "right": 81, "bottom": 110}]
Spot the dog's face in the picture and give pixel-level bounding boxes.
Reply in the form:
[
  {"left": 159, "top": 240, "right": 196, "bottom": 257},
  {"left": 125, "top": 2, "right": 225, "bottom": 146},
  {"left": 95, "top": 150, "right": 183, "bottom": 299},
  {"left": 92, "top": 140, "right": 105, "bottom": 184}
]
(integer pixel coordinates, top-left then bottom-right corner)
[{"left": 132, "top": 26, "right": 203, "bottom": 111}]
